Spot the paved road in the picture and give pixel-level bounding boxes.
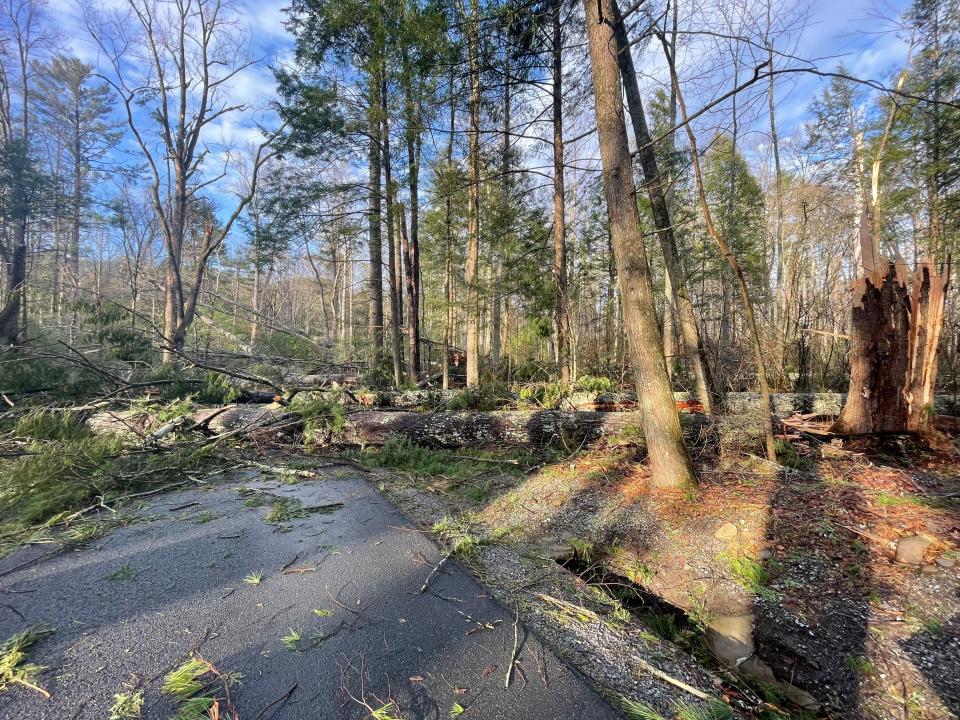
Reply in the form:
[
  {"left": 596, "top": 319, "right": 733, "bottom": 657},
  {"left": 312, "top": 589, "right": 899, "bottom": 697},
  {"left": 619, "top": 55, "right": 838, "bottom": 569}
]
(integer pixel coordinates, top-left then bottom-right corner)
[{"left": 0, "top": 468, "right": 621, "bottom": 719}]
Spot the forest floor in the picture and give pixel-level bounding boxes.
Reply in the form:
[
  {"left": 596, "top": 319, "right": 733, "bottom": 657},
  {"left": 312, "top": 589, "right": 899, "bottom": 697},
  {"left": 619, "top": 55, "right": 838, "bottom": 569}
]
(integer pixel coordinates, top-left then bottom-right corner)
[
  {"left": 365, "top": 424, "right": 960, "bottom": 720},
  {"left": 0, "top": 460, "right": 625, "bottom": 719},
  {"left": 1, "top": 392, "right": 957, "bottom": 720}
]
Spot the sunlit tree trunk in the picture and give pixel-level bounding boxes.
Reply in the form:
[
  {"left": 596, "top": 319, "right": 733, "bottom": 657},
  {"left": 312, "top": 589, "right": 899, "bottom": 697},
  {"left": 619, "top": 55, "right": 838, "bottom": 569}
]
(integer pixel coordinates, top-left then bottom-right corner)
[
  {"left": 552, "top": 0, "right": 570, "bottom": 384},
  {"left": 584, "top": 0, "right": 697, "bottom": 489},
  {"left": 464, "top": 0, "right": 481, "bottom": 387},
  {"left": 367, "top": 71, "right": 385, "bottom": 370},
  {"left": 659, "top": 30, "right": 778, "bottom": 462},
  {"left": 611, "top": 0, "right": 716, "bottom": 413}
]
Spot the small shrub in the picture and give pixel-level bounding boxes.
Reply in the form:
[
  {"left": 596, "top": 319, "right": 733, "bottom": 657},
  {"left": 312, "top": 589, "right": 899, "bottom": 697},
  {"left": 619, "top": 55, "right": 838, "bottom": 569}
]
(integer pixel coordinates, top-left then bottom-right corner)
[
  {"left": 716, "top": 407, "right": 767, "bottom": 458},
  {"left": 518, "top": 382, "right": 571, "bottom": 409},
  {"left": 446, "top": 383, "right": 510, "bottom": 411},
  {"left": 574, "top": 375, "right": 614, "bottom": 393},
  {"left": 775, "top": 439, "right": 812, "bottom": 470},
  {"left": 432, "top": 515, "right": 484, "bottom": 558}
]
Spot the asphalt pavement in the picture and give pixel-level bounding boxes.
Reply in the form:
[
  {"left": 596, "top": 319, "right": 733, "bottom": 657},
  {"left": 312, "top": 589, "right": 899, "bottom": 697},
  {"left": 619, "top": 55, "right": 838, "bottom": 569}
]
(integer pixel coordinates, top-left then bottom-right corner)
[{"left": 0, "top": 467, "right": 622, "bottom": 719}]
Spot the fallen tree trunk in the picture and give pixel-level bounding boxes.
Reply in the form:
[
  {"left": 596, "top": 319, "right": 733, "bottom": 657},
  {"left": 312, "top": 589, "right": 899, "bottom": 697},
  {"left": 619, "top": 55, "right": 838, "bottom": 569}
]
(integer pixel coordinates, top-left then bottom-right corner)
[{"left": 335, "top": 410, "right": 709, "bottom": 449}]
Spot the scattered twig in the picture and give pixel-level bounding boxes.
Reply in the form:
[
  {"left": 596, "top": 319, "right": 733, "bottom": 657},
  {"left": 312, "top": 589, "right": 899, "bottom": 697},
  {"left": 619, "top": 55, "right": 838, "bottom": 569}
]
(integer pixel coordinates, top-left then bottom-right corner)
[
  {"left": 254, "top": 683, "right": 298, "bottom": 720},
  {"left": 281, "top": 566, "right": 317, "bottom": 575},
  {"left": 245, "top": 461, "right": 317, "bottom": 479},
  {"left": 279, "top": 553, "right": 303, "bottom": 572},
  {"left": 167, "top": 501, "right": 200, "bottom": 512},
  {"left": 505, "top": 605, "right": 520, "bottom": 689},
  {"left": 417, "top": 551, "right": 451, "bottom": 594},
  {"left": 631, "top": 654, "right": 712, "bottom": 701}
]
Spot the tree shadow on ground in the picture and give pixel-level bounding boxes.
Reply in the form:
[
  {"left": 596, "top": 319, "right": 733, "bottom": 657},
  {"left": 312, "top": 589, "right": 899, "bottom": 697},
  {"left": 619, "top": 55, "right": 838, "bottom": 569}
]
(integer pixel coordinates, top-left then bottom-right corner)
[
  {"left": 900, "top": 589, "right": 960, "bottom": 714},
  {"left": 756, "top": 459, "right": 874, "bottom": 717}
]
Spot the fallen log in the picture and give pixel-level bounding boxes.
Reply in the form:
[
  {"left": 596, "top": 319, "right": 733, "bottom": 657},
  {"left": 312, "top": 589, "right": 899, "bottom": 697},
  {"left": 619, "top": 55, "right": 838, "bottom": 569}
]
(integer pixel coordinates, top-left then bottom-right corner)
[{"left": 335, "top": 410, "right": 709, "bottom": 449}]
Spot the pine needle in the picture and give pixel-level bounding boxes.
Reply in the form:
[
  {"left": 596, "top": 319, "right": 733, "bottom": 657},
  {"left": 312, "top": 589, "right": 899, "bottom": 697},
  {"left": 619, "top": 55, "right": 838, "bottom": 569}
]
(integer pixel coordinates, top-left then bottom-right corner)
[{"left": 0, "top": 624, "right": 54, "bottom": 698}]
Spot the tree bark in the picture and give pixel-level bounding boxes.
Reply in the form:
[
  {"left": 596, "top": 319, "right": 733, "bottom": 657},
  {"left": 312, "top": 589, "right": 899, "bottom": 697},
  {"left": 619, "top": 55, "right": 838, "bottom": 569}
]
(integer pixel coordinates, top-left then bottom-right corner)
[
  {"left": 464, "top": 0, "right": 481, "bottom": 387},
  {"left": 401, "top": 40, "right": 422, "bottom": 378},
  {"left": 382, "top": 84, "right": 404, "bottom": 388},
  {"left": 552, "top": 0, "right": 571, "bottom": 384},
  {"left": 584, "top": 0, "right": 697, "bottom": 489},
  {"left": 658, "top": 30, "right": 778, "bottom": 463},
  {"left": 492, "top": 47, "right": 510, "bottom": 370},
  {"left": 442, "top": 68, "right": 456, "bottom": 391},
  {"left": 368, "top": 71, "right": 385, "bottom": 371},
  {"left": 610, "top": 1, "right": 716, "bottom": 413},
  {"left": 833, "top": 257, "right": 950, "bottom": 437}
]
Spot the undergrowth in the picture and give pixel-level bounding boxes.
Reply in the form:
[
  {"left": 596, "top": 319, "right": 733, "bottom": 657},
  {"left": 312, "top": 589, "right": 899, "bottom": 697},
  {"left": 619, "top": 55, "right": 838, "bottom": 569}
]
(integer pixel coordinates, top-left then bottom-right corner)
[
  {"left": 445, "top": 384, "right": 510, "bottom": 411},
  {"left": 346, "top": 434, "right": 527, "bottom": 482},
  {"left": 432, "top": 515, "right": 485, "bottom": 557}
]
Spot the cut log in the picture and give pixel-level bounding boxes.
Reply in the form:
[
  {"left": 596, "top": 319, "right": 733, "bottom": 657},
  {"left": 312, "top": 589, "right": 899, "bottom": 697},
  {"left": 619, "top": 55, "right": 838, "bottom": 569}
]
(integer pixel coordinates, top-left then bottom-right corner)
[{"left": 336, "top": 410, "right": 708, "bottom": 449}]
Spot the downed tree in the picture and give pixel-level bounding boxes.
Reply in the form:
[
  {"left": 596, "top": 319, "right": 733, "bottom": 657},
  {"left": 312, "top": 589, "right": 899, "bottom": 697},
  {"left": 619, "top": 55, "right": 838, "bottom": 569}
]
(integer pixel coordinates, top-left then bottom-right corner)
[{"left": 334, "top": 410, "right": 709, "bottom": 449}]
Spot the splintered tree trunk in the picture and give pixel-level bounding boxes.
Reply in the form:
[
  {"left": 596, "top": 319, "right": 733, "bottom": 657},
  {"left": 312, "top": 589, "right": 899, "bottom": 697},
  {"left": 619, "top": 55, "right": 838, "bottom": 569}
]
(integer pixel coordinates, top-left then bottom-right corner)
[
  {"left": 584, "top": 0, "right": 697, "bottom": 489},
  {"left": 833, "top": 262, "right": 912, "bottom": 434},
  {"left": 834, "top": 257, "right": 950, "bottom": 436},
  {"left": 906, "top": 258, "right": 950, "bottom": 435}
]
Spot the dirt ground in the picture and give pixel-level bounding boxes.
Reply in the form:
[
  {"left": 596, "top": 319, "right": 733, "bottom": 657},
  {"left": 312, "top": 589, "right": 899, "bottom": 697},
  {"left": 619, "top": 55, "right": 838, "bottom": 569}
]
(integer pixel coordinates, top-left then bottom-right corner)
[{"left": 367, "top": 426, "right": 960, "bottom": 720}]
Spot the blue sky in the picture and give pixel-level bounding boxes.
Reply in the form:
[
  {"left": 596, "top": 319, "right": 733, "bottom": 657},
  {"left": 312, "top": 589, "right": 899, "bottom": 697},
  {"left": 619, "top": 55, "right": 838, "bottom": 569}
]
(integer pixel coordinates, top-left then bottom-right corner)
[{"left": 47, "top": 0, "right": 915, "bottom": 223}]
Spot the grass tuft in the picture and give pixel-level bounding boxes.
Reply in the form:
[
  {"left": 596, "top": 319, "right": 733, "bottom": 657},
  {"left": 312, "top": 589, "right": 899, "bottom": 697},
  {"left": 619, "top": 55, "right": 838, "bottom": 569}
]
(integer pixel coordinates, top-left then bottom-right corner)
[
  {"left": 724, "top": 553, "right": 777, "bottom": 601},
  {"left": 673, "top": 699, "right": 733, "bottom": 720},
  {"left": 618, "top": 696, "right": 666, "bottom": 720}
]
